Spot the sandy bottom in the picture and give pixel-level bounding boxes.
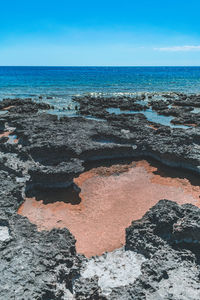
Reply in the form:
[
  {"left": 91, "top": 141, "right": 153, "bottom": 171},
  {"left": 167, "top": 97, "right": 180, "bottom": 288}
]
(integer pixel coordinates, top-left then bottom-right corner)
[{"left": 18, "top": 160, "right": 200, "bottom": 257}]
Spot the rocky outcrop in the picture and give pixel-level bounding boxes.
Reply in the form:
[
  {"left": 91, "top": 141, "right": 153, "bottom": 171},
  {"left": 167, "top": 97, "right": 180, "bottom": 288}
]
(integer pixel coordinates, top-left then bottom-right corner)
[
  {"left": 0, "top": 95, "right": 200, "bottom": 299},
  {"left": 75, "top": 200, "right": 200, "bottom": 299},
  {"left": 0, "top": 169, "right": 80, "bottom": 299},
  {"left": 73, "top": 92, "right": 200, "bottom": 127},
  {"left": 0, "top": 217, "right": 80, "bottom": 299}
]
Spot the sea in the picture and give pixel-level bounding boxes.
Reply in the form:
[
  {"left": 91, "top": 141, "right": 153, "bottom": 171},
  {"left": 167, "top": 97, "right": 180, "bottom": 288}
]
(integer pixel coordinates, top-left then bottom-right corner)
[{"left": 1, "top": 66, "right": 200, "bottom": 115}]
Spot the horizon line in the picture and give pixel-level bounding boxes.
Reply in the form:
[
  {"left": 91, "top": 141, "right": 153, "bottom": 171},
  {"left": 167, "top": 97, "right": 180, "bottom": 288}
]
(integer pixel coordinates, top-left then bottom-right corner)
[{"left": 1, "top": 65, "right": 200, "bottom": 68}]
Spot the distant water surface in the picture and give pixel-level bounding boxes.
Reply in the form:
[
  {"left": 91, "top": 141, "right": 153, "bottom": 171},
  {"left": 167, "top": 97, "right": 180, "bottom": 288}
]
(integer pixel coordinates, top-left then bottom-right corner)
[
  {"left": 1, "top": 66, "right": 200, "bottom": 112},
  {"left": 1, "top": 66, "right": 200, "bottom": 96}
]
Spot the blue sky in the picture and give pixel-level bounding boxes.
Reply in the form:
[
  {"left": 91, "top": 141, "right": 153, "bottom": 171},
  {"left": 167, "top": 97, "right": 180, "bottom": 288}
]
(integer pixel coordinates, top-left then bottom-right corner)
[{"left": 1, "top": 0, "right": 200, "bottom": 66}]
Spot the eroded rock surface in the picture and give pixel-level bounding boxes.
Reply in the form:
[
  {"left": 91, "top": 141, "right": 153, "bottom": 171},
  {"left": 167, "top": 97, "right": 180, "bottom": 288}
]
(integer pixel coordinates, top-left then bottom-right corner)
[
  {"left": 0, "top": 171, "right": 80, "bottom": 300},
  {"left": 74, "top": 200, "right": 200, "bottom": 299},
  {"left": 18, "top": 160, "right": 200, "bottom": 257},
  {"left": 80, "top": 248, "right": 146, "bottom": 296},
  {"left": 0, "top": 95, "right": 200, "bottom": 299}
]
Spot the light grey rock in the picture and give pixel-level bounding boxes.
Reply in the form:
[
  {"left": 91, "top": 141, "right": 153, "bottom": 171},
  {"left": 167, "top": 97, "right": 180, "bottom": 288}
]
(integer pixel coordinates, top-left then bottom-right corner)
[
  {"left": 147, "top": 266, "right": 200, "bottom": 300},
  {"left": 0, "top": 226, "right": 10, "bottom": 242},
  {"left": 80, "top": 248, "right": 146, "bottom": 296}
]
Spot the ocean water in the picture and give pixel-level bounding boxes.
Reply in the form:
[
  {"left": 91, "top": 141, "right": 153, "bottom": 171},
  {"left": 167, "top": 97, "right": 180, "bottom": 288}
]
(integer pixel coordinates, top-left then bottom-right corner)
[
  {"left": 1, "top": 66, "right": 200, "bottom": 98},
  {"left": 1, "top": 66, "right": 200, "bottom": 122}
]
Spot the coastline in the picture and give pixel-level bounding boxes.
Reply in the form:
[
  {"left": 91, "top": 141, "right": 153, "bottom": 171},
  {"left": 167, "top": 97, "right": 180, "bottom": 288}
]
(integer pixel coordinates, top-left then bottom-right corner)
[{"left": 0, "top": 94, "right": 200, "bottom": 299}]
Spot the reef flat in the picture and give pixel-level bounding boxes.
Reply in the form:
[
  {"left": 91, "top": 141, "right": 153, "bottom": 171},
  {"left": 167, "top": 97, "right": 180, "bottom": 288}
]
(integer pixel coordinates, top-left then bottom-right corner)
[{"left": 0, "top": 93, "right": 200, "bottom": 299}]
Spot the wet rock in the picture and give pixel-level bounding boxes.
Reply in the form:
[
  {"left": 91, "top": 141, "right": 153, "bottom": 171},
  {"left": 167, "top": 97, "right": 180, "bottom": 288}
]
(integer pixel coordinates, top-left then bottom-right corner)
[
  {"left": 0, "top": 98, "right": 52, "bottom": 114},
  {"left": 74, "top": 93, "right": 200, "bottom": 127}
]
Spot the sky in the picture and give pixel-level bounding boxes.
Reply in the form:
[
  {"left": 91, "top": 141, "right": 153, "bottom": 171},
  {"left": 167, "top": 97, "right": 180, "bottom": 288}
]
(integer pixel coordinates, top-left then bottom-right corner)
[{"left": 1, "top": 0, "right": 200, "bottom": 66}]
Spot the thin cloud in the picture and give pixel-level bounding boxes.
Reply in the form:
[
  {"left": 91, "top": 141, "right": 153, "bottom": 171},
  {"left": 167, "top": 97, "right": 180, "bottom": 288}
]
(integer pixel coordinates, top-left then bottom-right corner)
[{"left": 154, "top": 45, "right": 200, "bottom": 52}]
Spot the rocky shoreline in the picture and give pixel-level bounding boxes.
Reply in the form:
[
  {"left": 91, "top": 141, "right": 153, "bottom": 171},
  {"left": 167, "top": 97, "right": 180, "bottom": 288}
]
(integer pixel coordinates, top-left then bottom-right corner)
[{"left": 0, "top": 94, "right": 200, "bottom": 299}]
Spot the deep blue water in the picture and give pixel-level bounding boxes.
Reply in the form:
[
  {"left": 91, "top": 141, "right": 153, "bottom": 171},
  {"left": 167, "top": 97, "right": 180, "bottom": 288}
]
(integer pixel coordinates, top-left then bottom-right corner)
[
  {"left": 1, "top": 66, "right": 200, "bottom": 121},
  {"left": 1, "top": 67, "right": 200, "bottom": 100}
]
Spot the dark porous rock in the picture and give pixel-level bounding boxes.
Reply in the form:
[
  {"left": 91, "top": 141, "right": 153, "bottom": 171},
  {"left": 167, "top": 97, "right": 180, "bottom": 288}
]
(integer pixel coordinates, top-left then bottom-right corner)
[
  {"left": 0, "top": 170, "right": 24, "bottom": 216},
  {"left": 172, "top": 203, "right": 200, "bottom": 244},
  {"left": 122, "top": 200, "right": 200, "bottom": 300},
  {"left": 73, "top": 200, "right": 200, "bottom": 299},
  {"left": 0, "top": 95, "right": 200, "bottom": 299},
  {"left": 126, "top": 199, "right": 200, "bottom": 255},
  {"left": 28, "top": 158, "right": 84, "bottom": 188},
  {"left": 0, "top": 218, "right": 80, "bottom": 299},
  {"left": 73, "top": 276, "right": 107, "bottom": 300},
  {"left": 0, "top": 98, "right": 52, "bottom": 113},
  {"left": 1, "top": 95, "right": 200, "bottom": 175},
  {"left": 0, "top": 167, "right": 80, "bottom": 299},
  {"left": 150, "top": 100, "right": 169, "bottom": 111},
  {"left": 73, "top": 93, "right": 200, "bottom": 127}
]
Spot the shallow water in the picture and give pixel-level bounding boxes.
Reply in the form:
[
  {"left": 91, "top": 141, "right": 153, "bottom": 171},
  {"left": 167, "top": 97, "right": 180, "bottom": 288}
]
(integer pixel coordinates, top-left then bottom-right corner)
[
  {"left": 192, "top": 108, "right": 200, "bottom": 114},
  {"left": 18, "top": 160, "right": 200, "bottom": 257},
  {"left": 0, "top": 110, "right": 8, "bottom": 115},
  {"left": 106, "top": 107, "right": 189, "bottom": 129},
  {"left": 7, "top": 135, "right": 18, "bottom": 144},
  {"left": 1, "top": 66, "right": 200, "bottom": 124}
]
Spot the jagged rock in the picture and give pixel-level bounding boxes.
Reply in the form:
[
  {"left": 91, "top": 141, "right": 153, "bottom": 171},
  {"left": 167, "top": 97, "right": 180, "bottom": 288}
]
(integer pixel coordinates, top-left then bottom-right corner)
[
  {"left": 73, "top": 200, "right": 200, "bottom": 299},
  {"left": 0, "top": 96, "right": 199, "bottom": 299},
  {"left": 0, "top": 182, "right": 80, "bottom": 299}
]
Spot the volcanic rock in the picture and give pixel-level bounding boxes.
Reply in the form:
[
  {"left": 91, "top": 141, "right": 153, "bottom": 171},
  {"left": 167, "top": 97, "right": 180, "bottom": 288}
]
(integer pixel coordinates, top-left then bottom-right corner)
[{"left": 0, "top": 95, "right": 199, "bottom": 299}]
